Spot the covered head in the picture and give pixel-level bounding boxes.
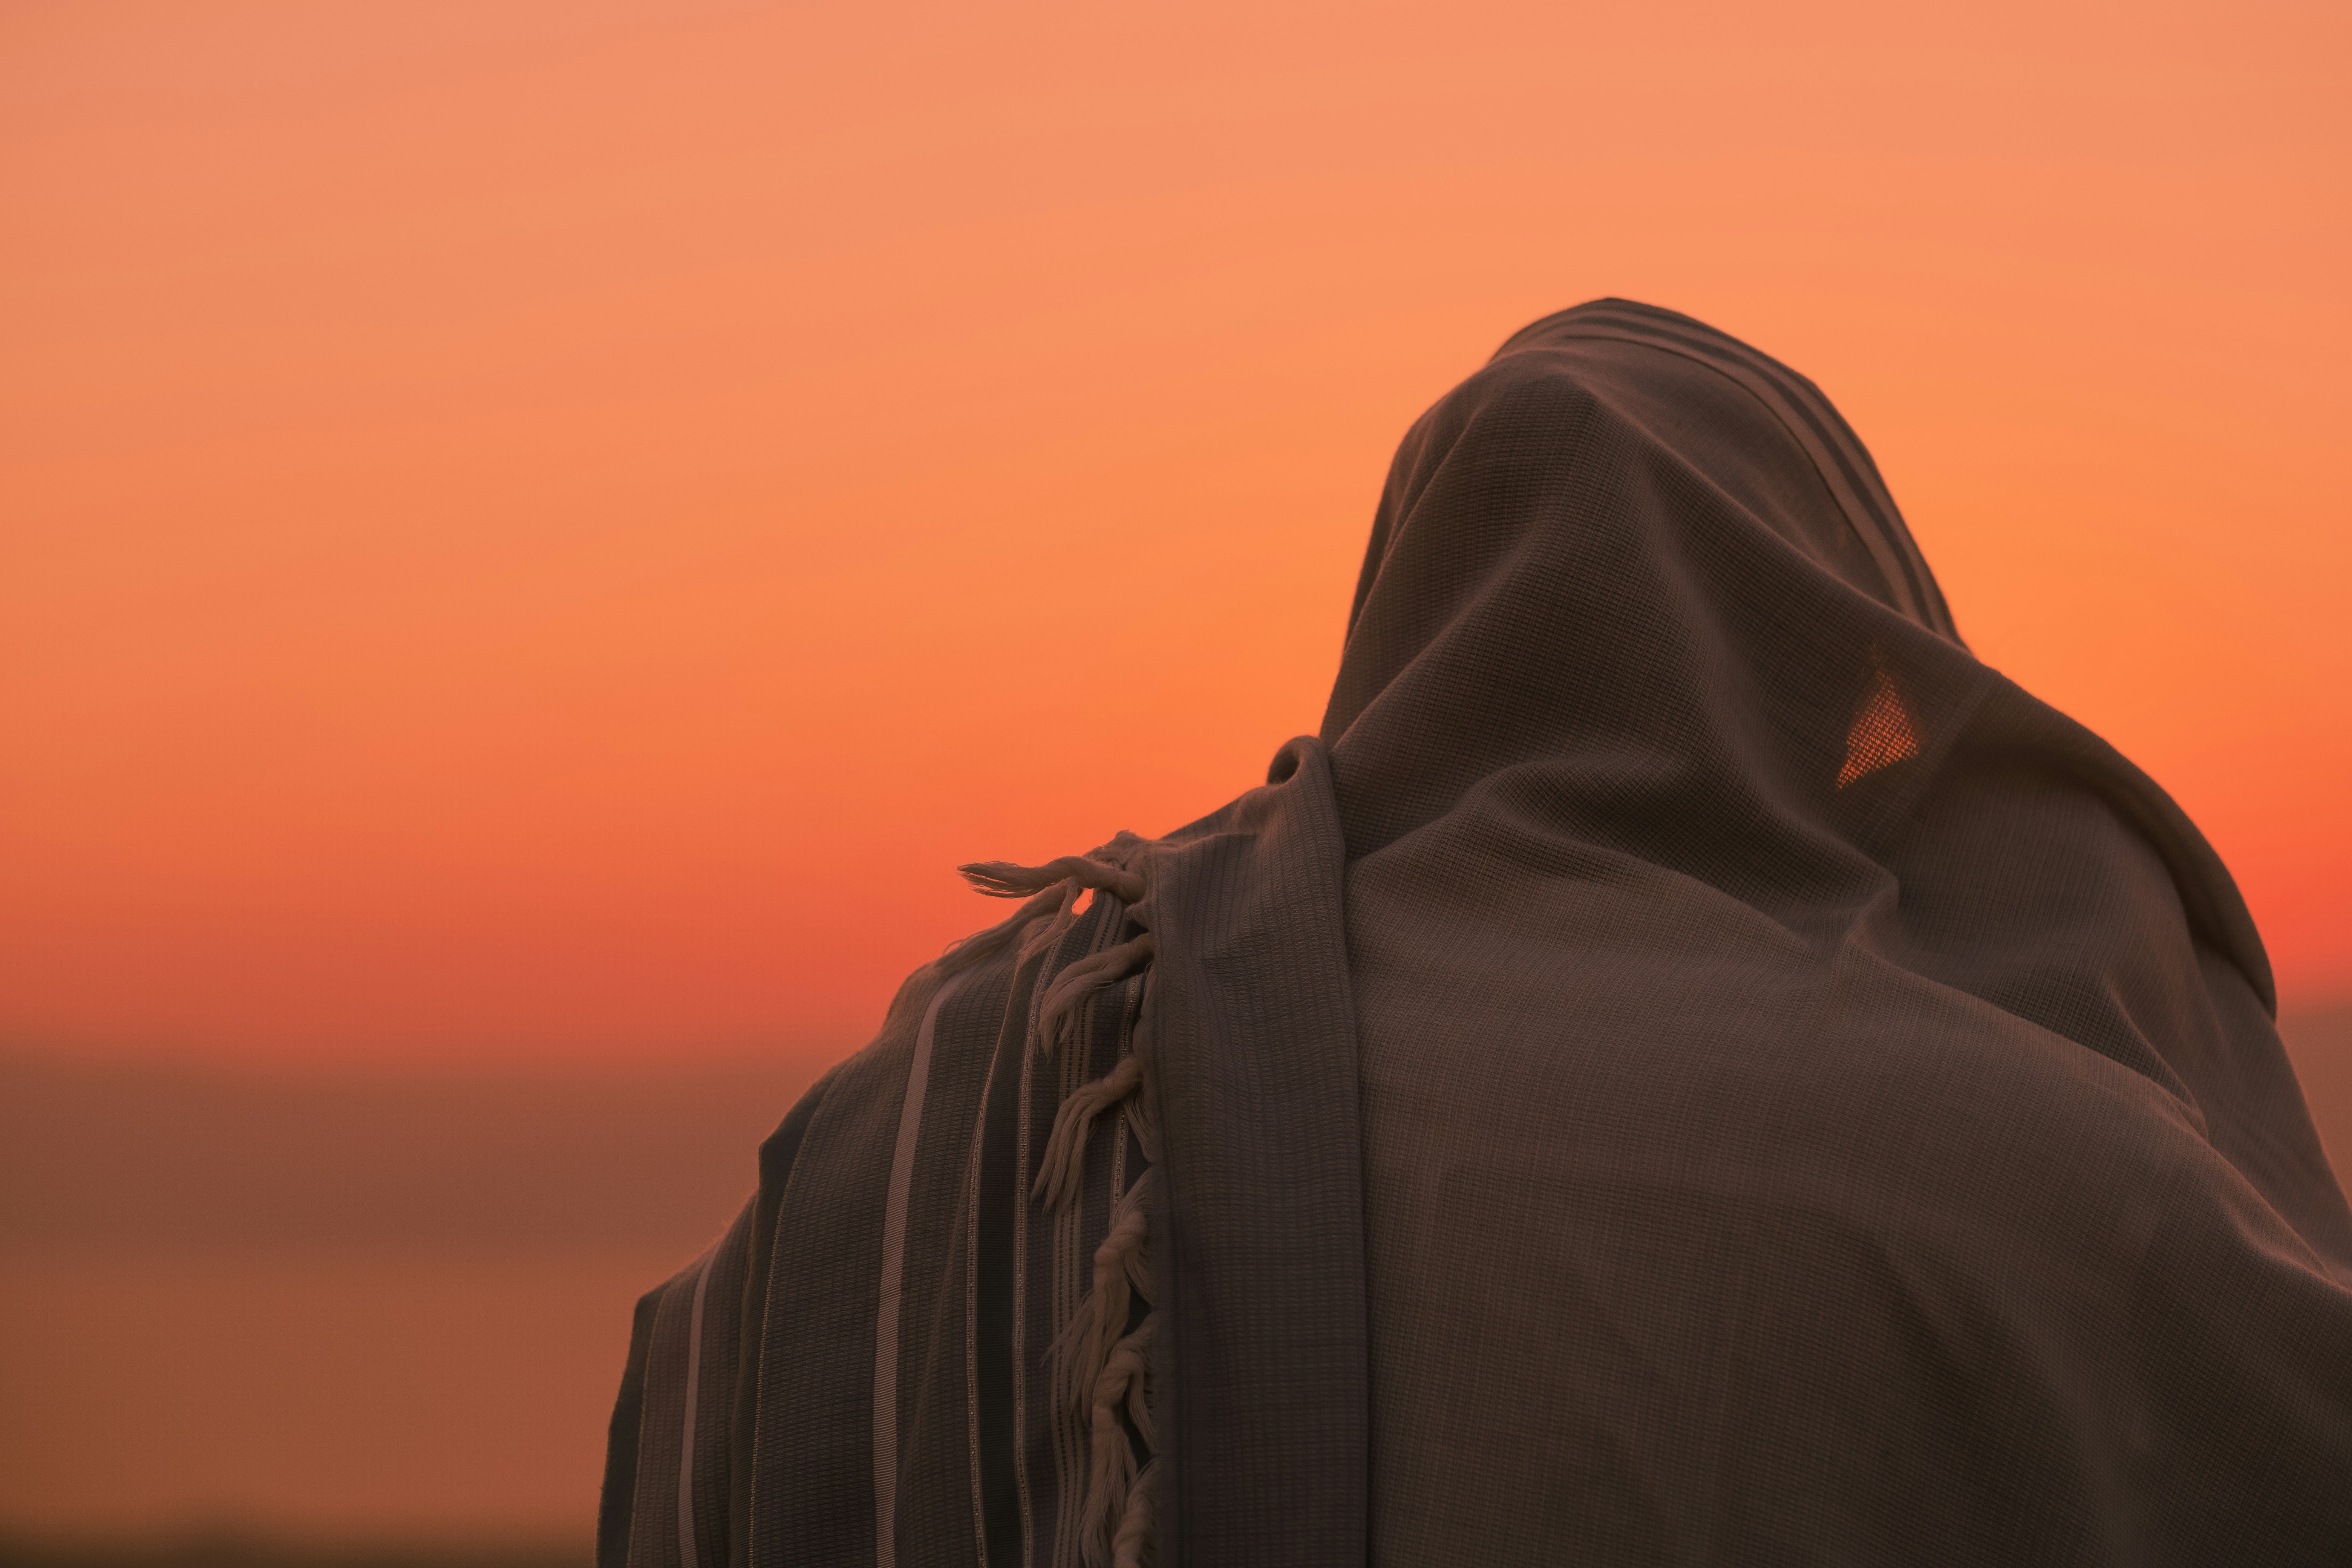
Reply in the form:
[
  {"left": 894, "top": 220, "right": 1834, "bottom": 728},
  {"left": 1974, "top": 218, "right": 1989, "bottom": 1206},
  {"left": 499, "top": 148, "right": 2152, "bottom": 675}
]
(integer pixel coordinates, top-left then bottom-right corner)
[
  {"left": 1323, "top": 298, "right": 2286, "bottom": 1120},
  {"left": 1306, "top": 298, "right": 2350, "bottom": 1561}
]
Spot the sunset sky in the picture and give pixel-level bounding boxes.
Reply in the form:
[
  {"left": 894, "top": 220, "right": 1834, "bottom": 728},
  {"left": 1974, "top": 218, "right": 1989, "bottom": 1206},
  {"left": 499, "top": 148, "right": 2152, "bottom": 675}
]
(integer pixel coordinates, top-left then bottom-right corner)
[{"left": 5, "top": 0, "right": 2348, "bottom": 1074}]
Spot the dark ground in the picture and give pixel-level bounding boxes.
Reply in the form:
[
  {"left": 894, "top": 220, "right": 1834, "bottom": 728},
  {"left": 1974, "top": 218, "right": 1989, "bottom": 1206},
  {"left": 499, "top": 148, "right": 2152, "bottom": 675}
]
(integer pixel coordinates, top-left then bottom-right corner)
[{"left": 0, "top": 1539, "right": 583, "bottom": 1568}]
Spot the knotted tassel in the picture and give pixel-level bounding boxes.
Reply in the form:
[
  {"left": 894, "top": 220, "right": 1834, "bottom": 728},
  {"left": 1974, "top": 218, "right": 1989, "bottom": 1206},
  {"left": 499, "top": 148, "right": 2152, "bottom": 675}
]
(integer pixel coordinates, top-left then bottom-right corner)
[
  {"left": 1111, "top": 1460, "right": 1158, "bottom": 1568},
  {"left": 1112, "top": 1312, "right": 1155, "bottom": 1449},
  {"left": 1081, "top": 1316, "right": 1157, "bottom": 1568},
  {"left": 1050, "top": 1167, "right": 1153, "bottom": 1420},
  {"left": 959, "top": 854, "right": 1145, "bottom": 905},
  {"left": 1034, "top": 1052, "right": 1144, "bottom": 1211},
  {"left": 977, "top": 830, "right": 1160, "bottom": 1568},
  {"left": 1036, "top": 932, "right": 1156, "bottom": 1055}
]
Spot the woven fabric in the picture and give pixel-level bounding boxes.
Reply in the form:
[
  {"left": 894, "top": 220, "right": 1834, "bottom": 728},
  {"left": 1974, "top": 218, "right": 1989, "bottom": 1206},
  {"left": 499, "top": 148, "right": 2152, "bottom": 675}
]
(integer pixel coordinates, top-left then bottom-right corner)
[
  {"left": 1329, "top": 300, "right": 2351, "bottom": 1563},
  {"left": 1136, "top": 740, "right": 1366, "bottom": 1567},
  {"left": 601, "top": 299, "right": 2352, "bottom": 1566},
  {"left": 603, "top": 888, "right": 1150, "bottom": 1568}
]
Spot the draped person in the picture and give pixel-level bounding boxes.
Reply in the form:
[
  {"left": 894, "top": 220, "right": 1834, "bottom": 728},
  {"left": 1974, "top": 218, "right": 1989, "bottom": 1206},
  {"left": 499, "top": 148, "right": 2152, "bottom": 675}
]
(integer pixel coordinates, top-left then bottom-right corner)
[{"left": 600, "top": 299, "right": 2352, "bottom": 1567}]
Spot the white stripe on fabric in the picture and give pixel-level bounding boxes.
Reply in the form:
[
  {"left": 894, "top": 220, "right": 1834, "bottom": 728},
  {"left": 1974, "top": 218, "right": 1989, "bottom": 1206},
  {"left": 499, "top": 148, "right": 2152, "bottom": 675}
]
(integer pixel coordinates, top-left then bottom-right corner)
[
  {"left": 677, "top": 1248, "right": 715, "bottom": 1568},
  {"left": 875, "top": 972, "right": 968, "bottom": 1568}
]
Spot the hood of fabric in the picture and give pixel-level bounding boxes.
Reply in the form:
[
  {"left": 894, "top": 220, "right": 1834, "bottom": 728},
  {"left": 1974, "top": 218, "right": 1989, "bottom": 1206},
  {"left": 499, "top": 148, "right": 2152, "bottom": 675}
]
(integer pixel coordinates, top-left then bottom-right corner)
[
  {"left": 1325, "top": 297, "right": 1959, "bottom": 763},
  {"left": 1319, "top": 291, "right": 2273, "bottom": 1035},
  {"left": 1297, "top": 301, "right": 2350, "bottom": 1563},
  {"left": 1335, "top": 298, "right": 1955, "bottom": 675},
  {"left": 1320, "top": 302, "right": 1968, "bottom": 881}
]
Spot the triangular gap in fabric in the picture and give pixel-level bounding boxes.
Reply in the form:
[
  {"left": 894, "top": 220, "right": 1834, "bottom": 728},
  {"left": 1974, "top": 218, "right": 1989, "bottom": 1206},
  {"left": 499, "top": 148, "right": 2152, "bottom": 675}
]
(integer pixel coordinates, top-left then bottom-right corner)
[{"left": 1839, "top": 654, "right": 1921, "bottom": 788}]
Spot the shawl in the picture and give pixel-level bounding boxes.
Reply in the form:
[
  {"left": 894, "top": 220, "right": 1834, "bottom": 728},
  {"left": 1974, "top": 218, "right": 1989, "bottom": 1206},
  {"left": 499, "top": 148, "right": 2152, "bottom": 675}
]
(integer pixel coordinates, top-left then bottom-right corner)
[{"left": 600, "top": 299, "right": 2352, "bottom": 1567}]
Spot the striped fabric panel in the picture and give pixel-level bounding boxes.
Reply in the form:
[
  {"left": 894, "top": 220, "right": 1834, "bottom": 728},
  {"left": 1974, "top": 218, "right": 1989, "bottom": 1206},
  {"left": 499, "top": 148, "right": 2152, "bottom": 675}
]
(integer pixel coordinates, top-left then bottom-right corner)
[
  {"left": 747, "top": 978, "right": 955, "bottom": 1568},
  {"left": 610, "top": 885, "right": 1146, "bottom": 1568},
  {"left": 624, "top": 1256, "right": 706, "bottom": 1568},
  {"left": 969, "top": 945, "right": 1035, "bottom": 1568},
  {"left": 874, "top": 973, "right": 972, "bottom": 1568},
  {"left": 626, "top": 1192, "right": 756, "bottom": 1568}
]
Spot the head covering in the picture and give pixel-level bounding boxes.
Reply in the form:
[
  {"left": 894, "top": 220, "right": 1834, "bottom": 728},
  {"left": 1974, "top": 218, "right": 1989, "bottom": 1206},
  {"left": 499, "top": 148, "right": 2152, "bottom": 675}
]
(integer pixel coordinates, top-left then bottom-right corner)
[
  {"left": 1306, "top": 299, "right": 2351, "bottom": 1561},
  {"left": 601, "top": 301, "right": 2352, "bottom": 1568}
]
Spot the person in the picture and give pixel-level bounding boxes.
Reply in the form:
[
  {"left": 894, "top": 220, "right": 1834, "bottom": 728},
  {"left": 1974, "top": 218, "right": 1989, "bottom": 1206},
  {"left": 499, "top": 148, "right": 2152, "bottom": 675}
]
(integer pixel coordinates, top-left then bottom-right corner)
[{"left": 597, "top": 299, "right": 2352, "bottom": 1568}]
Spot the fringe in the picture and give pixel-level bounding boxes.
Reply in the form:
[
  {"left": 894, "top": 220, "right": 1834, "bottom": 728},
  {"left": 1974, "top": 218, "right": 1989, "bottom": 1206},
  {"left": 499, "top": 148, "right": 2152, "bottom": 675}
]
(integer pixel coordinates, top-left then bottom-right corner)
[
  {"left": 1111, "top": 1460, "right": 1157, "bottom": 1568},
  {"left": 959, "top": 849, "right": 1145, "bottom": 906},
  {"left": 1080, "top": 1315, "right": 1156, "bottom": 1563},
  {"left": 1017, "top": 877, "right": 1090, "bottom": 968},
  {"left": 936, "top": 884, "right": 1068, "bottom": 980},
  {"left": 1033, "top": 1053, "right": 1142, "bottom": 1210},
  {"left": 870, "top": 879, "right": 1063, "bottom": 1041},
  {"left": 964, "top": 840, "right": 1162, "bottom": 1568},
  {"left": 1037, "top": 933, "right": 1156, "bottom": 1055},
  {"left": 1046, "top": 1168, "right": 1153, "bottom": 1412}
]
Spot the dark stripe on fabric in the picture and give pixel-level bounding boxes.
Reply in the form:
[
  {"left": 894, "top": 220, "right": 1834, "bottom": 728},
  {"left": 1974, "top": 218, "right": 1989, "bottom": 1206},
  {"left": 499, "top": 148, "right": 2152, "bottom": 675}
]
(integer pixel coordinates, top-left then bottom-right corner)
[
  {"left": 687, "top": 1201, "right": 752, "bottom": 1568},
  {"left": 875, "top": 972, "right": 971, "bottom": 1568},
  {"left": 1503, "top": 300, "right": 1955, "bottom": 641},
  {"left": 678, "top": 1250, "right": 715, "bottom": 1568},
  {"left": 901, "top": 959, "right": 1018, "bottom": 1568},
  {"left": 1013, "top": 932, "right": 1050, "bottom": 1565},
  {"left": 628, "top": 1259, "right": 709, "bottom": 1568},
  {"left": 1574, "top": 305, "right": 1903, "bottom": 542},
  {"left": 731, "top": 1066, "right": 838, "bottom": 1568},
  {"left": 1825, "top": 406, "right": 1958, "bottom": 635},
  {"left": 1545, "top": 318, "right": 1931, "bottom": 631},
  {"left": 1011, "top": 939, "right": 1053, "bottom": 1566},
  {"left": 752, "top": 1040, "right": 908, "bottom": 1568},
  {"left": 1649, "top": 317, "right": 1948, "bottom": 636},
  {"left": 973, "top": 970, "right": 1030, "bottom": 1568},
  {"left": 1592, "top": 304, "right": 1950, "bottom": 636},
  {"left": 748, "top": 1030, "right": 906, "bottom": 1566},
  {"left": 599, "top": 1284, "right": 662, "bottom": 1568}
]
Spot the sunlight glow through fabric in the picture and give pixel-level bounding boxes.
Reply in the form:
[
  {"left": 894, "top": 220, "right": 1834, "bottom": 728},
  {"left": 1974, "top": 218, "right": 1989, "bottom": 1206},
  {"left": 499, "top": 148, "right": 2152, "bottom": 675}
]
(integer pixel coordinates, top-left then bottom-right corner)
[{"left": 1838, "top": 662, "right": 1922, "bottom": 787}]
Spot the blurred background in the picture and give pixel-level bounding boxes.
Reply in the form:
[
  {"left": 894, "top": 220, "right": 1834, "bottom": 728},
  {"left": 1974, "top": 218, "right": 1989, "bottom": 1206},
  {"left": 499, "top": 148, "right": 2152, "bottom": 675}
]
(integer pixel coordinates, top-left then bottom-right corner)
[{"left": 3, "top": 0, "right": 2347, "bottom": 1562}]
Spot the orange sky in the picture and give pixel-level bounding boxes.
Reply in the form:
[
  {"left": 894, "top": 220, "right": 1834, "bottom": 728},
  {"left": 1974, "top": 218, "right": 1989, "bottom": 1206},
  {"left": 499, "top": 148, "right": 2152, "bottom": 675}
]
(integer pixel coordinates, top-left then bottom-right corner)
[{"left": 4, "top": 0, "right": 2347, "bottom": 1071}]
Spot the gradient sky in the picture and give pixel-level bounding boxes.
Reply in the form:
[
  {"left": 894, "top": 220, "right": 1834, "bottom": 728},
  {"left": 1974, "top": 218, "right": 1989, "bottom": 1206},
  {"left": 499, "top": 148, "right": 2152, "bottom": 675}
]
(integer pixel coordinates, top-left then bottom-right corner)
[{"left": 5, "top": 0, "right": 2347, "bottom": 1071}]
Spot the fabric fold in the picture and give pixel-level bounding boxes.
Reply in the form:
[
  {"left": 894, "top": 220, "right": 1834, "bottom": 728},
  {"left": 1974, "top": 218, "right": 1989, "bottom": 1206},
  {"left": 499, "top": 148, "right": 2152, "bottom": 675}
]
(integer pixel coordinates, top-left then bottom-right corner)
[{"left": 1138, "top": 736, "right": 1368, "bottom": 1568}]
